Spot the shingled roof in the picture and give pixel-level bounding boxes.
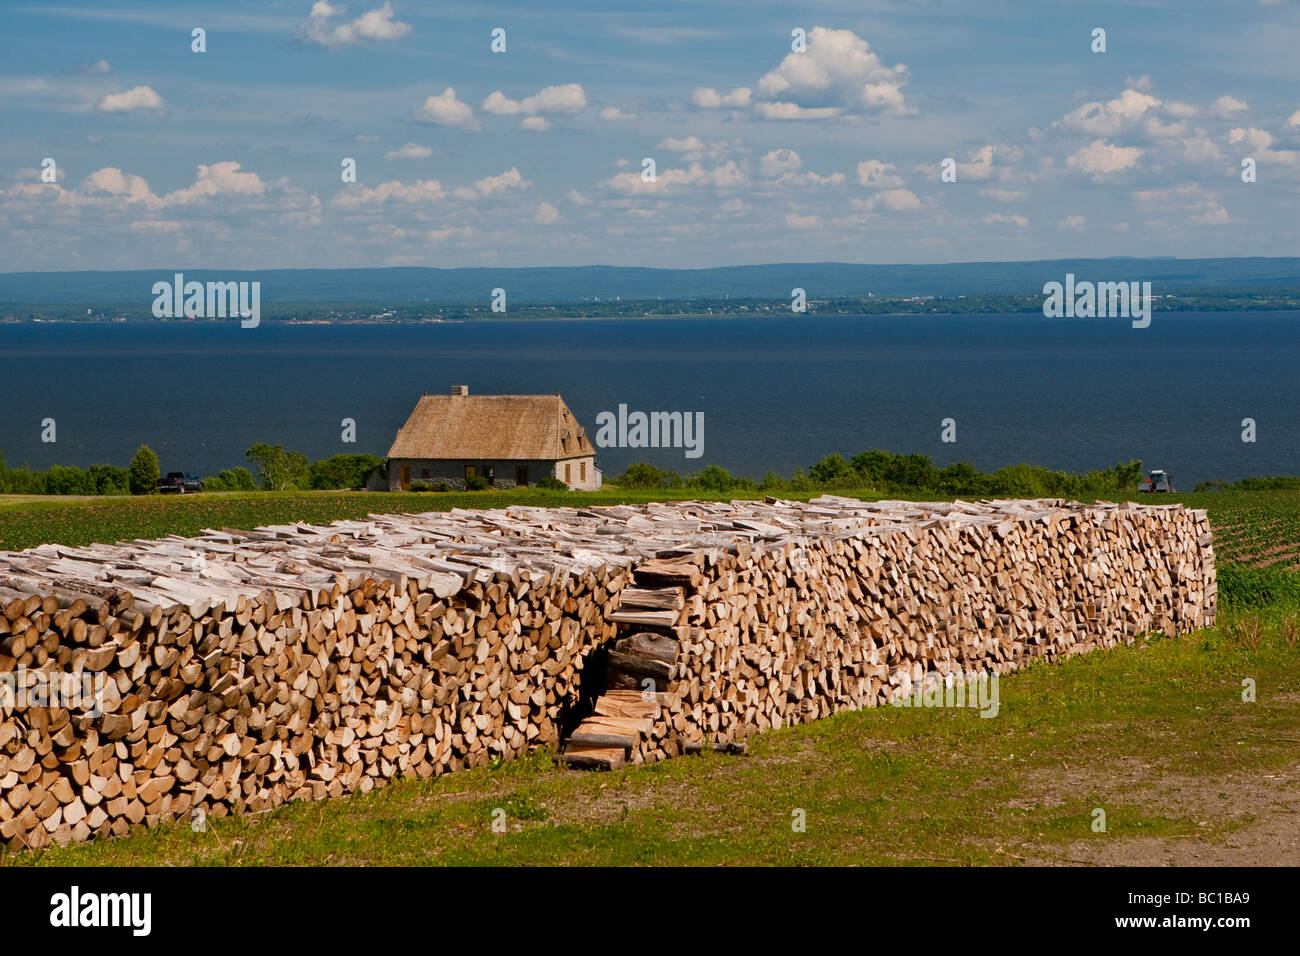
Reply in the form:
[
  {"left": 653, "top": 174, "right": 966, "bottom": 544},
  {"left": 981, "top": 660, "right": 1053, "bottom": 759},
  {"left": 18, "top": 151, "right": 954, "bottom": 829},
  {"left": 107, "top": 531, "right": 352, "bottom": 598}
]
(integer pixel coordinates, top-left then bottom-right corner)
[{"left": 386, "top": 391, "right": 595, "bottom": 461}]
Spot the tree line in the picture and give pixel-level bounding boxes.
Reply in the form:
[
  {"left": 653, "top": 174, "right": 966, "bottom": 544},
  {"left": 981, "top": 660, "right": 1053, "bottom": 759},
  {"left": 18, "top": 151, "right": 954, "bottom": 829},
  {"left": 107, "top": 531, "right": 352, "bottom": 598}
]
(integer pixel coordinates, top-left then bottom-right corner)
[{"left": 0, "top": 444, "right": 382, "bottom": 495}]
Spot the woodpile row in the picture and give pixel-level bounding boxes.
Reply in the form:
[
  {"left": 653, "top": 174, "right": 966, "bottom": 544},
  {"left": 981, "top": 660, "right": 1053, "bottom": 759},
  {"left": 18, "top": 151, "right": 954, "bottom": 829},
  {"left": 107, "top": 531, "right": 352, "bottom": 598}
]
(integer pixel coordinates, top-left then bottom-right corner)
[
  {"left": 0, "top": 496, "right": 1215, "bottom": 849},
  {"left": 560, "top": 496, "right": 1216, "bottom": 768}
]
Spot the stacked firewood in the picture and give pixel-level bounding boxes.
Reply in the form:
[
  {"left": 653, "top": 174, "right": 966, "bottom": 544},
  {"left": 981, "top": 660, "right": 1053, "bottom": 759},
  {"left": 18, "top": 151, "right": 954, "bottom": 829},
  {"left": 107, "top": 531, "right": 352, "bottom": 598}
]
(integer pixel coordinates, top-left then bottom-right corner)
[
  {"left": 590, "top": 497, "right": 1216, "bottom": 760},
  {"left": 0, "top": 496, "right": 1215, "bottom": 847}
]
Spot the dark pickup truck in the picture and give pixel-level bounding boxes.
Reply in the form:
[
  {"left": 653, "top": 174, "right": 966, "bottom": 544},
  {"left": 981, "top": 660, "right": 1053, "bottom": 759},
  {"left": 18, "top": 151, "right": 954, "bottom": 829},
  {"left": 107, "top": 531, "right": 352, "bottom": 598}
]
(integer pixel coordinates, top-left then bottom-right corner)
[{"left": 158, "top": 472, "right": 204, "bottom": 494}]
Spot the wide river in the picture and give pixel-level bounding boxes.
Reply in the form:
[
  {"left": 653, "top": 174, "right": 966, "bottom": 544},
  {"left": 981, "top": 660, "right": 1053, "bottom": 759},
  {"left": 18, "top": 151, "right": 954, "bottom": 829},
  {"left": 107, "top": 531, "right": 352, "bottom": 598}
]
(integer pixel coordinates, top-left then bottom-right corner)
[{"left": 0, "top": 313, "right": 1295, "bottom": 487}]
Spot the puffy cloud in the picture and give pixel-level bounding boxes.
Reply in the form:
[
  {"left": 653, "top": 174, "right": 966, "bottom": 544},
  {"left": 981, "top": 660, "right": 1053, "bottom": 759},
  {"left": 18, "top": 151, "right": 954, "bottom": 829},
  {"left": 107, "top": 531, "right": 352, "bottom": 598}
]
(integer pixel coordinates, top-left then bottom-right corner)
[
  {"left": 482, "top": 83, "right": 586, "bottom": 116},
  {"left": 566, "top": 189, "right": 592, "bottom": 205},
  {"left": 855, "top": 159, "right": 903, "bottom": 188},
  {"left": 332, "top": 179, "right": 442, "bottom": 208},
  {"left": 83, "top": 167, "right": 154, "bottom": 201},
  {"left": 982, "top": 212, "right": 1029, "bottom": 228},
  {"left": 852, "top": 189, "right": 921, "bottom": 212},
  {"left": 606, "top": 161, "right": 746, "bottom": 194},
  {"left": 161, "top": 162, "right": 267, "bottom": 205},
  {"left": 416, "top": 88, "right": 478, "bottom": 130},
  {"left": 1229, "top": 127, "right": 1298, "bottom": 164},
  {"left": 755, "top": 27, "right": 911, "bottom": 118},
  {"left": 1288, "top": 110, "right": 1300, "bottom": 129},
  {"left": 758, "top": 148, "right": 843, "bottom": 185},
  {"left": 520, "top": 116, "right": 551, "bottom": 131},
  {"left": 451, "top": 166, "right": 530, "bottom": 200},
  {"left": 384, "top": 143, "right": 432, "bottom": 160},
  {"left": 691, "top": 86, "right": 752, "bottom": 109},
  {"left": 600, "top": 106, "right": 636, "bottom": 121},
  {"left": 533, "top": 202, "right": 560, "bottom": 224},
  {"left": 1058, "top": 215, "right": 1086, "bottom": 231},
  {"left": 754, "top": 101, "right": 840, "bottom": 121},
  {"left": 784, "top": 212, "right": 819, "bottom": 230},
  {"left": 760, "top": 148, "right": 802, "bottom": 178},
  {"left": 1211, "top": 95, "right": 1248, "bottom": 118},
  {"left": 299, "top": 1, "right": 411, "bottom": 48},
  {"left": 1065, "top": 139, "right": 1142, "bottom": 179},
  {"left": 1060, "top": 88, "right": 1161, "bottom": 135},
  {"left": 94, "top": 85, "right": 164, "bottom": 112}
]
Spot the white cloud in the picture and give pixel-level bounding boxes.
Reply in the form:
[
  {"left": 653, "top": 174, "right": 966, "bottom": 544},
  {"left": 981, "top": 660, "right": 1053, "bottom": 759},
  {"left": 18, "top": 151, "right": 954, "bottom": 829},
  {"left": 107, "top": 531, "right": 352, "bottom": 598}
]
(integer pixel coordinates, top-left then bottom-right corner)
[
  {"left": 482, "top": 83, "right": 586, "bottom": 116},
  {"left": 332, "top": 178, "right": 443, "bottom": 208},
  {"left": 130, "top": 219, "right": 183, "bottom": 234},
  {"left": 982, "top": 212, "right": 1029, "bottom": 228},
  {"left": 384, "top": 143, "right": 432, "bottom": 160},
  {"left": 691, "top": 86, "right": 752, "bottom": 109},
  {"left": 754, "top": 101, "right": 840, "bottom": 121},
  {"left": 758, "top": 148, "right": 843, "bottom": 185},
  {"left": 1132, "top": 183, "right": 1231, "bottom": 226},
  {"left": 160, "top": 161, "right": 268, "bottom": 205},
  {"left": 755, "top": 27, "right": 911, "bottom": 118},
  {"left": 533, "top": 202, "right": 560, "bottom": 224},
  {"left": 1211, "top": 95, "right": 1249, "bottom": 118},
  {"left": 566, "top": 189, "right": 592, "bottom": 205},
  {"left": 416, "top": 88, "right": 478, "bottom": 130},
  {"left": 83, "top": 60, "right": 112, "bottom": 75},
  {"left": 95, "top": 85, "right": 164, "bottom": 112},
  {"left": 852, "top": 188, "right": 921, "bottom": 212},
  {"left": 451, "top": 166, "right": 530, "bottom": 200},
  {"left": 1060, "top": 89, "right": 1161, "bottom": 136},
  {"left": 1058, "top": 215, "right": 1086, "bottom": 231},
  {"left": 760, "top": 148, "right": 802, "bottom": 178},
  {"left": 600, "top": 106, "right": 636, "bottom": 121},
  {"left": 606, "top": 161, "right": 746, "bottom": 194},
  {"left": 856, "top": 159, "right": 904, "bottom": 188},
  {"left": 1288, "top": 110, "right": 1300, "bottom": 129},
  {"left": 520, "top": 116, "right": 551, "bottom": 131},
  {"left": 1066, "top": 139, "right": 1142, "bottom": 179},
  {"left": 1229, "top": 127, "right": 1298, "bottom": 164},
  {"left": 784, "top": 212, "right": 819, "bottom": 230},
  {"left": 299, "top": 1, "right": 411, "bottom": 48}
]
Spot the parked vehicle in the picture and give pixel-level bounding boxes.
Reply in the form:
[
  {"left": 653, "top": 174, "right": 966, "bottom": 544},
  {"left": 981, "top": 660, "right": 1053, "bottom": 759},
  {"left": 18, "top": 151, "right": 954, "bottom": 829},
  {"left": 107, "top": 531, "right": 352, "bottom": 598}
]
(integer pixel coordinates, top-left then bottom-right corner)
[
  {"left": 1138, "top": 469, "right": 1174, "bottom": 493},
  {"left": 158, "top": 471, "right": 204, "bottom": 494}
]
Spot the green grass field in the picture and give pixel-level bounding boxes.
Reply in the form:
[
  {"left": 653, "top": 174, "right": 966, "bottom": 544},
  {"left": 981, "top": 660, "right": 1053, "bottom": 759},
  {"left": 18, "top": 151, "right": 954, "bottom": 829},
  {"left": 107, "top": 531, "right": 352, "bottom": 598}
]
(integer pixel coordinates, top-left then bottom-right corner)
[{"left": 2, "top": 485, "right": 1298, "bottom": 866}]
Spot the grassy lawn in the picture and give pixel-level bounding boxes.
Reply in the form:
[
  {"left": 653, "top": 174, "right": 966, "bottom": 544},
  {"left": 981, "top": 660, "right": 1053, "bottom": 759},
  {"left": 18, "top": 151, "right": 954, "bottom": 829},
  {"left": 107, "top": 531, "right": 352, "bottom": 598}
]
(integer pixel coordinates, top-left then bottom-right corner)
[{"left": 9, "top": 602, "right": 1296, "bottom": 867}]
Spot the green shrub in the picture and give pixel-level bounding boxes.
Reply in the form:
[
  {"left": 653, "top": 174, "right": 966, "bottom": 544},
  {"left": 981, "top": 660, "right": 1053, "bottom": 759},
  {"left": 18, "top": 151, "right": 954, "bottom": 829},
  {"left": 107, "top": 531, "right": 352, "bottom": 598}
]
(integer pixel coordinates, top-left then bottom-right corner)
[
  {"left": 615, "top": 462, "right": 683, "bottom": 489},
  {"left": 465, "top": 475, "right": 489, "bottom": 491},
  {"left": 246, "top": 443, "right": 310, "bottom": 491},
  {"left": 308, "top": 453, "right": 384, "bottom": 490},
  {"left": 536, "top": 476, "right": 567, "bottom": 491},
  {"left": 128, "top": 445, "right": 160, "bottom": 495},
  {"left": 809, "top": 453, "right": 855, "bottom": 486},
  {"left": 202, "top": 467, "right": 258, "bottom": 492}
]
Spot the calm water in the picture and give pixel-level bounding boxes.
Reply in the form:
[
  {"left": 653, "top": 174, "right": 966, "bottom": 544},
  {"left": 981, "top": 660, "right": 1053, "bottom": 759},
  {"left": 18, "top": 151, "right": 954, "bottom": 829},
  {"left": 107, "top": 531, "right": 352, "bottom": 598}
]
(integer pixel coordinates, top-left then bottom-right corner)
[{"left": 0, "top": 313, "right": 1296, "bottom": 487}]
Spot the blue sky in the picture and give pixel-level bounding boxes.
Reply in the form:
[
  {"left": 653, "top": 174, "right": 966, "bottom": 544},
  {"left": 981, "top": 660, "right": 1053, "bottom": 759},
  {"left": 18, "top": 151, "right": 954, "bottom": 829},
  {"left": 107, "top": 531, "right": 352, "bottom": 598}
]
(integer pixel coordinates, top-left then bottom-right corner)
[{"left": 3, "top": 0, "right": 1299, "bottom": 271}]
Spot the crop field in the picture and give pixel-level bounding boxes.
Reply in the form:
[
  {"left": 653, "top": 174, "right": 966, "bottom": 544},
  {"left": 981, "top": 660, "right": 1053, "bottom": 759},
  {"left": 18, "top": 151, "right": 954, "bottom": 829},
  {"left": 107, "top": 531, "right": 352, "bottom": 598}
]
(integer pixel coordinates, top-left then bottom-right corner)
[{"left": 1177, "top": 490, "right": 1300, "bottom": 570}]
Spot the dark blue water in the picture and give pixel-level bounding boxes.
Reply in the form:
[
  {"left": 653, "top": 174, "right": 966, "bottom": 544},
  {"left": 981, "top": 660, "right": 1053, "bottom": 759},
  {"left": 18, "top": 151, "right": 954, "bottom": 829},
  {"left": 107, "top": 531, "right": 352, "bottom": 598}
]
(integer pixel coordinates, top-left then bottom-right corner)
[{"left": 0, "top": 313, "right": 1296, "bottom": 487}]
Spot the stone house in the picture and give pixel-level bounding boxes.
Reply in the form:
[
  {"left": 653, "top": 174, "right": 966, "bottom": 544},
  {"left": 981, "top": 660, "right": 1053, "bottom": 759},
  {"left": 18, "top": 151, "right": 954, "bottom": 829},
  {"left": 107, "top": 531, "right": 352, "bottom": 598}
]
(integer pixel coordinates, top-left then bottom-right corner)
[{"left": 386, "top": 386, "right": 601, "bottom": 491}]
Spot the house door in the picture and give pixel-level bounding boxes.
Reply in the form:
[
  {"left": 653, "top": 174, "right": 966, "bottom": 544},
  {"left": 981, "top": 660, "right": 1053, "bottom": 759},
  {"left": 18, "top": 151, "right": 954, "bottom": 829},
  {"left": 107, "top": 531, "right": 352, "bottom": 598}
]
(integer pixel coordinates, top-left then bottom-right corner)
[
  {"left": 400, "top": 464, "right": 410, "bottom": 489},
  {"left": 515, "top": 466, "right": 529, "bottom": 486}
]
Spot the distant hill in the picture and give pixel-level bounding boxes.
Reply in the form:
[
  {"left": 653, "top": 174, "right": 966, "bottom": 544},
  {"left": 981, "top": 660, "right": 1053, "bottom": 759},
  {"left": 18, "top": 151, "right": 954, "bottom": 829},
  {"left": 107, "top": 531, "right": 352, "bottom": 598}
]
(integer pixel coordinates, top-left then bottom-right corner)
[{"left": 3, "top": 257, "right": 1300, "bottom": 305}]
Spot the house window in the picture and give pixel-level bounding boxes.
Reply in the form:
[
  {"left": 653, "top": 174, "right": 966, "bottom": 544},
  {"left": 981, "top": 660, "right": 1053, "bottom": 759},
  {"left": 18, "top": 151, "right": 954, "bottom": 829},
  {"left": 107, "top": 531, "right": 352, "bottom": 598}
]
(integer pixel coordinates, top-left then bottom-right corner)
[
  {"left": 421, "top": 468, "right": 430, "bottom": 479},
  {"left": 564, "top": 463, "right": 571, "bottom": 484},
  {"left": 515, "top": 466, "right": 529, "bottom": 486},
  {"left": 465, "top": 465, "right": 476, "bottom": 479},
  {"left": 580, "top": 461, "right": 586, "bottom": 482},
  {"left": 400, "top": 465, "right": 410, "bottom": 487},
  {"left": 483, "top": 465, "right": 494, "bottom": 487}
]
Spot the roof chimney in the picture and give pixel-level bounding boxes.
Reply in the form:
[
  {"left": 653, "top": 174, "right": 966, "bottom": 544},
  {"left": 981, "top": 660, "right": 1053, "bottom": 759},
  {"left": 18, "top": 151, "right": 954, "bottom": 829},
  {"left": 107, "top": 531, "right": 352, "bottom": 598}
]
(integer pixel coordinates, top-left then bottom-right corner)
[{"left": 450, "top": 385, "right": 469, "bottom": 396}]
